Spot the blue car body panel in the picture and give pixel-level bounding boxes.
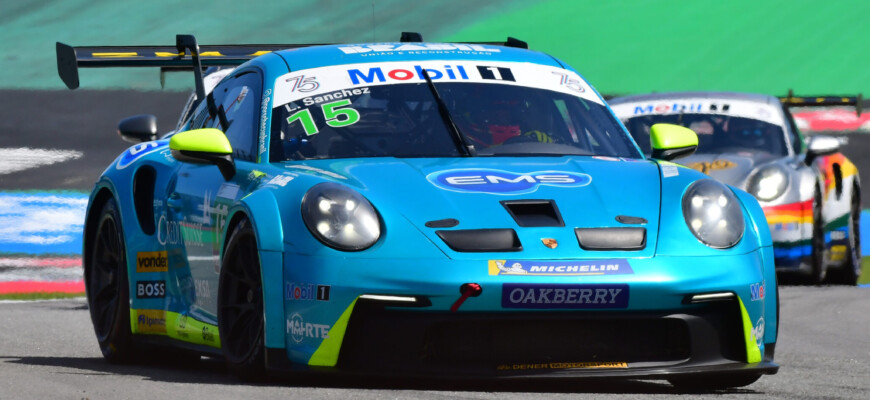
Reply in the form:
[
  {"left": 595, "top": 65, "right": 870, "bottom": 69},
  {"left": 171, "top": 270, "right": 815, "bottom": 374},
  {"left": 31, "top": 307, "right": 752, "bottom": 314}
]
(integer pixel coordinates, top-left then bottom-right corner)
[{"left": 79, "top": 42, "right": 778, "bottom": 380}]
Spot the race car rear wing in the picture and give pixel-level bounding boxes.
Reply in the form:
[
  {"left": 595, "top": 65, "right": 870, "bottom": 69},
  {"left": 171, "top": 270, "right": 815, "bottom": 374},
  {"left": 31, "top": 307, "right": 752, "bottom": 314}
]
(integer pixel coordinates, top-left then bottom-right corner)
[
  {"left": 56, "top": 34, "right": 308, "bottom": 102},
  {"left": 779, "top": 89, "right": 866, "bottom": 116}
]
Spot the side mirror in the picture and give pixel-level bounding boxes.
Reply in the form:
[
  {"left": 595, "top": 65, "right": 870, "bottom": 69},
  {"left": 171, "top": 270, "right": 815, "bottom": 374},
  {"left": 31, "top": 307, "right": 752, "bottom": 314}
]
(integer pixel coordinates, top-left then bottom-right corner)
[
  {"left": 118, "top": 114, "right": 158, "bottom": 143},
  {"left": 805, "top": 135, "right": 840, "bottom": 165},
  {"left": 169, "top": 128, "right": 236, "bottom": 180},
  {"left": 649, "top": 123, "right": 698, "bottom": 161}
]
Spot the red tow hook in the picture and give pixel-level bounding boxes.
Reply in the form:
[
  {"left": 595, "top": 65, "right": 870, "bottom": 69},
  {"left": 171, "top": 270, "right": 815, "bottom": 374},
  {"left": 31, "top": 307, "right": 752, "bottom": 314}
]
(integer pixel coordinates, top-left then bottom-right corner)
[{"left": 450, "top": 283, "right": 482, "bottom": 312}]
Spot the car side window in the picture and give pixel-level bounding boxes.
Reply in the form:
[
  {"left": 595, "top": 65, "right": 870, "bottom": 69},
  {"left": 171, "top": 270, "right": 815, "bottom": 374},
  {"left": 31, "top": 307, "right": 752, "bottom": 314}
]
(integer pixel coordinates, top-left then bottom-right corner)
[{"left": 208, "top": 70, "right": 263, "bottom": 161}]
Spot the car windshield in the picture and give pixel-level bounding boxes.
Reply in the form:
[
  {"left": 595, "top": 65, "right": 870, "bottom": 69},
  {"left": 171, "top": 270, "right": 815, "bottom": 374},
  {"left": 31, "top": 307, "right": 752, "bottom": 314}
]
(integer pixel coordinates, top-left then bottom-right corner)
[
  {"left": 623, "top": 113, "right": 788, "bottom": 156},
  {"left": 270, "top": 77, "right": 640, "bottom": 161}
]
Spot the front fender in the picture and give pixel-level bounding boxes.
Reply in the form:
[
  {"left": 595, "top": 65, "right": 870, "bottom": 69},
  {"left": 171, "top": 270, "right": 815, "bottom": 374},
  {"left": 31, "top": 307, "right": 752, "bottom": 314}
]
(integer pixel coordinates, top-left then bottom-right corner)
[{"left": 227, "top": 189, "right": 285, "bottom": 349}]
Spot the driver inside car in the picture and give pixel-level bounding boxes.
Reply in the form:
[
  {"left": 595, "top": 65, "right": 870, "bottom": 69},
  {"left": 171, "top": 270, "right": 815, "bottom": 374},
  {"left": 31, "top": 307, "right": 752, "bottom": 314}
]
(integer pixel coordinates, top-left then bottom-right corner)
[{"left": 458, "top": 97, "right": 554, "bottom": 148}]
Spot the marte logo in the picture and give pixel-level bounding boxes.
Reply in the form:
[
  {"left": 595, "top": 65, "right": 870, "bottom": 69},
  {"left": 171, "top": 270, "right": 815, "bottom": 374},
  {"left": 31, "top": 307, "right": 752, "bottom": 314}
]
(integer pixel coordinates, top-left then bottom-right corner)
[{"left": 429, "top": 169, "right": 591, "bottom": 194}]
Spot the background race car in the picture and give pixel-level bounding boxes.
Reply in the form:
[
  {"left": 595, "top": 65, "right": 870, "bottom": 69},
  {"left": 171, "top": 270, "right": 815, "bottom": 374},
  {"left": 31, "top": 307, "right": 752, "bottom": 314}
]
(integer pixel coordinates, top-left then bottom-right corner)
[
  {"left": 611, "top": 92, "right": 862, "bottom": 284},
  {"left": 60, "top": 35, "right": 778, "bottom": 389}
]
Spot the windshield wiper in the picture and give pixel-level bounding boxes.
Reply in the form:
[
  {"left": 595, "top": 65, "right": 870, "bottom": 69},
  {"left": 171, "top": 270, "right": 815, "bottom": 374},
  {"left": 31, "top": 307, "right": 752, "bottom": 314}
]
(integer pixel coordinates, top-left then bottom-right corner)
[{"left": 421, "top": 69, "right": 475, "bottom": 156}]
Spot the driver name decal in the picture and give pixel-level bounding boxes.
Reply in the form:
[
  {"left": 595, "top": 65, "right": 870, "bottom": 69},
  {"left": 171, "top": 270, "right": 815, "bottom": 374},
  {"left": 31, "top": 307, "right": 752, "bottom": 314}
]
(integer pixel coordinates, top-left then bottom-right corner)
[{"left": 428, "top": 169, "right": 591, "bottom": 194}]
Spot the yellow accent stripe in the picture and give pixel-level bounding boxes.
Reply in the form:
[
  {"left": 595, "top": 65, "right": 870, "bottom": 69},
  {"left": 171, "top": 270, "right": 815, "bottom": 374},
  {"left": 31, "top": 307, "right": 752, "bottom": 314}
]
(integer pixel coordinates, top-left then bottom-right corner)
[
  {"left": 154, "top": 52, "right": 184, "bottom": 57},
  {"left": 131, "top": 309, "right": 221, "bottom": 348},
  {"left": 738, "top": 298, "right": 763, "bottom": 363},
  {"left": 250, "top": 51, "right": 272, "bottom": 56},
  {"left": 93, "top": 52, "right": 139, "bottom": 58},
  {"left": 308, "top": 298, "right": 358, "bottom": 366}
]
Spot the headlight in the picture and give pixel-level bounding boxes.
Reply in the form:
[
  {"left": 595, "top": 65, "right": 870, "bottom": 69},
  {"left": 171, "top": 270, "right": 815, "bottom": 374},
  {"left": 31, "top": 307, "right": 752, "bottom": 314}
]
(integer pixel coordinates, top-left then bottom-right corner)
[
  {"left": 302, "top": 183, "right": 381, "bottom": 251},
  {"left": 747, "top": 165, "right": 788, "bottom": 201},
  {"left": 682, "top": 179, "right": 745, "bottom": 249}
]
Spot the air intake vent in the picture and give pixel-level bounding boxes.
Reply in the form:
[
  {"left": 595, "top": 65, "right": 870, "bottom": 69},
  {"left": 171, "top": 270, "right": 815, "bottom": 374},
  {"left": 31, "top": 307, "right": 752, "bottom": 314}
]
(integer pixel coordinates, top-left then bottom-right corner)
[
  {"left": 501, "top": 200, "right": 564, "bottom": 227},
  {"left": 436, "top": 229, "right": 522, "bottom": 252},
  {"left": 575, "top": 227, "right": 646, "bottom": 250}
]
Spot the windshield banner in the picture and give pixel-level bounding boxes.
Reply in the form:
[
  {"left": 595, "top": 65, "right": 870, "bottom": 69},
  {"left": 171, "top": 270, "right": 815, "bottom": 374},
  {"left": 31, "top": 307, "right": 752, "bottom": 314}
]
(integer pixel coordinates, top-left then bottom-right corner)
[
  {"left": 611, "top": 98, "right": 785, "bottom": 126},
  {"left": 273, "top": 61, "right": 604, "bottom": 108}
]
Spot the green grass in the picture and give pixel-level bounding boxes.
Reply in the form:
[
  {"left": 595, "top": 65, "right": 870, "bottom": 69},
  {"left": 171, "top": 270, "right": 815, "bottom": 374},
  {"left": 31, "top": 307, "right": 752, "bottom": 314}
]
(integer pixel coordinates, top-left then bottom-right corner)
[{"left": 0, "top": 292, "right": 84, "bottom": 301}]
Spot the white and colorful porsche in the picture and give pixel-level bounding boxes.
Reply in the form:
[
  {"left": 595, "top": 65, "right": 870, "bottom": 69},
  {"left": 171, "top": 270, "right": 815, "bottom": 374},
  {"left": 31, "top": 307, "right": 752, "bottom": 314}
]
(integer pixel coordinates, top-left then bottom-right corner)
[
  {"left": 611, "top": 92, "right": 862, "bottom": 285},
  {"left": 57, "top": 35, "right": 779, "bottom": 389}
]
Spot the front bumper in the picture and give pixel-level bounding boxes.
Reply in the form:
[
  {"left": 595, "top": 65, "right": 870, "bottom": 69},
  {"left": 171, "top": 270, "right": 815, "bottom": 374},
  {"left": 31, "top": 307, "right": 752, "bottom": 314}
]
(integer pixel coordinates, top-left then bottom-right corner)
[{"left": 265, "top": 247, "right": 778, "bottom": 380}]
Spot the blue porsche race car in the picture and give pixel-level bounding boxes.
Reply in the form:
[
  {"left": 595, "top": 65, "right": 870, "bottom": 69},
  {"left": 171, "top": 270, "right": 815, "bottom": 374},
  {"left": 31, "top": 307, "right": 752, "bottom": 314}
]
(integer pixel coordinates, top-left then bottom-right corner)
[{"left": 57, "top": 34, "right": 778, "bottom": 389}]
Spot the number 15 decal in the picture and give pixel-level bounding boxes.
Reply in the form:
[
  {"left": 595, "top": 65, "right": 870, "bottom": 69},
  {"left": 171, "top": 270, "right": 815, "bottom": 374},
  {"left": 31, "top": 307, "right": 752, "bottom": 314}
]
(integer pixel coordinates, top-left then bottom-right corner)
[{"left": 286, "top": 99, "right": 361, "bottom": 136}]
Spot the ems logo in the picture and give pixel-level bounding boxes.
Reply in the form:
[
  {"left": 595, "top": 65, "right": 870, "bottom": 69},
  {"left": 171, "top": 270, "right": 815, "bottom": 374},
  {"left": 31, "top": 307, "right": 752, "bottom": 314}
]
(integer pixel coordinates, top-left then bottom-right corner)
[
  {"left": 502, "top": 283, "right": 629, "bottom": 309},
  {"left": 428, "top": 169, "right": 591, "bottom": 194}
]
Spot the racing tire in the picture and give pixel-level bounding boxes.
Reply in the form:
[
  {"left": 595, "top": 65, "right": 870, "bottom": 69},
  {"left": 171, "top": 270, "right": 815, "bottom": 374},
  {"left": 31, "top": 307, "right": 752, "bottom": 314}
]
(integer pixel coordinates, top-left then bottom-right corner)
[
  {"left": 86, "top": 198, "right": 136, "bottom": 363},
  {"left": 829, "top": 185, "right": 861, "bottom": 285},
  {"left": 667, "top": 374, "right": 761, "bottom": 391},
  {"left": 805, "top": 186, "right": 828, "bottom": 285},
  {"left": 218, "top": 218, "right": 266, "bottom": 379}
]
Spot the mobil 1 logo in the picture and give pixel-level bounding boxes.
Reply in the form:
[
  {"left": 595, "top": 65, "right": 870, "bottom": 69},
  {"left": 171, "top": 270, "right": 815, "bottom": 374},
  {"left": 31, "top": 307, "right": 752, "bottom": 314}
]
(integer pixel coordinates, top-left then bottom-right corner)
[
  {"left": 477, "top": 66, "right": 515, "bottom": 81},
  {"left": 136, "top": 280, "right": 166, "bottom": 299}
]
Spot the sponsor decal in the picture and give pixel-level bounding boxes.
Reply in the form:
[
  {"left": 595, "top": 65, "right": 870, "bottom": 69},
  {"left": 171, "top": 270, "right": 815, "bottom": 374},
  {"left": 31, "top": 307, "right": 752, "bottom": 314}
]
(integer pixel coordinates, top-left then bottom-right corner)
[
  {"left": 661, "top": 164, "right": 679, "bottom": 178},
  {"left": 502, "top": 283, "right": 629, "bottom": 309},
  {"left": 338, "top": 43, "right": 501, "bottom": 55},
  {"left": 771, "top": 222, "right": 800, "bottom": 232},
  {"left": 301, "top": 88, "right": 370, "bottom": 106},
  {"left": 157, "top": 214, "right": 182, "bottom": 246},
  {"left": 687, "top": 160, "right": 736, "bottom": 174},
  {"left": 488, "top": 259, "right": 633, "bottom": 276},
  {"left": 136, "top": 280, "right": 165, "bottom": 299},
  {"left": 749, "top": 281, "right": 765, "bottom": 301},
  {"left": 287, "top": 313, "right": 330, "bottom": 343},
  {"left": 195, "top": 279, "right": 211, "bottom": 299},
  {"left": 135, "top": 309, "right": 166, "bottom": 334},
  {"left": 259, "top": 88, "right": 272, "bottom": 160},
  {"left": 348, "top": 64, "right": 469, "bottom": 85},
  {"left": 552, "top": 71, "right": 586, "bottom": 93},
  {"left": 285, "top": 282, "right": 330, "bottom": 301},
  {"left": 266, "top": 174, "right": 294, "bottom": 187},
  {"left": 285, "top": 74, "right": 320, "bottom": 93},
  {"left": 830, "top": 230, "right": 846, "bottom": 240},
  {"left": 633, "top": 103, "right": 705, "bottom": 115},
  {"left": 477, "top": 65, "right": 515, "bottom": 81},
  {"left": 216, "top": 183, "right": 240, "bottom": 200},
  {"left": 117, "top": 141, "right": 167, "bottom": 170},
  {"left": 752, "top": 317, "right": 765, "bottom": 346},
  {"left": 202, "top": 326, "right": 216, "bottom": 342},
  {"left": 429, "top": 169, "right": 591, "bottom": 194},
  {"left": 497, "top": 361, "right": 628, "bottom": 371},
  {"left": 136, "top": 251, "right": 168, "bottom": 273}
]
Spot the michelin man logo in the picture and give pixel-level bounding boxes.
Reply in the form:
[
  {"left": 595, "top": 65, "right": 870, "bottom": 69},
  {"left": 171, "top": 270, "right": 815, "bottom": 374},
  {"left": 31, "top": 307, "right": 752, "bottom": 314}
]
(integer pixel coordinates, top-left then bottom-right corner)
[{"left": 496, "top": 260, "right": 527, "bottom": 274}]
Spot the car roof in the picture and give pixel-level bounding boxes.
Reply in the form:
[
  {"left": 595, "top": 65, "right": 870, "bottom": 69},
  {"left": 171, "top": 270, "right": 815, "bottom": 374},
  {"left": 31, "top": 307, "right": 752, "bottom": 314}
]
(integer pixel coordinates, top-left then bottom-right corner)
[
  {"left": 256, "top": 42, "right": 565, "bottom": 73},
  {"left": 609, "top": 91, "right": 781, "bottom": 106}
]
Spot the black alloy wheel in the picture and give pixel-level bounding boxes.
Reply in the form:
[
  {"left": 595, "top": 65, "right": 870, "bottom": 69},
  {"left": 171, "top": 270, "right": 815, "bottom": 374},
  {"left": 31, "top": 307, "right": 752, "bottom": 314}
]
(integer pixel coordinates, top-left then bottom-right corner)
[
  {"left": 218, "top": 219, "right": 266, "bottom": 378},
  {"left": 807, "top": 186, "right": 827, "bottom": 285},
  {"left": 87, "top": 198, "right": 135, "bottom": 362},
  {"left": 831, "top": 185, "right": 861, "bottom": 285}
]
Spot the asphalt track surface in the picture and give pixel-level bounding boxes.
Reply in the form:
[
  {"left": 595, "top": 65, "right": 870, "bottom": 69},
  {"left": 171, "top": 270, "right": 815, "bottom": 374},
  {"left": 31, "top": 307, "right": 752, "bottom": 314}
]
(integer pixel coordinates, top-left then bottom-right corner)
[{"left": 0, "top": 286, "right": 866, "bottom": 399}]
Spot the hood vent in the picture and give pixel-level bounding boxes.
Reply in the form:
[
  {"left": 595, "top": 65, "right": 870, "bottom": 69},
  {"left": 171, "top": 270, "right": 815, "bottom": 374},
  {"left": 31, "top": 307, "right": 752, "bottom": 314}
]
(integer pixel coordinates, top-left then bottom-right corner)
[
  {"left": 501, "top": 200, "right": 564, "bottom": 227},
  {"left": 437, "top": 229, "right": 522, "bottom": 252},
  {"left": 575, "top": 227, "right": 646, "bottom": 250}
]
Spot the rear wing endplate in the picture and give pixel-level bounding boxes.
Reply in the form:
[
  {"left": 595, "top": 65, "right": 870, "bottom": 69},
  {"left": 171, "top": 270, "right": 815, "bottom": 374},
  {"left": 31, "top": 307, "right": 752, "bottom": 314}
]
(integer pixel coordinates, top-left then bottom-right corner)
[{"left": 779, "top": 89, "right": 866, "bottom": 116}]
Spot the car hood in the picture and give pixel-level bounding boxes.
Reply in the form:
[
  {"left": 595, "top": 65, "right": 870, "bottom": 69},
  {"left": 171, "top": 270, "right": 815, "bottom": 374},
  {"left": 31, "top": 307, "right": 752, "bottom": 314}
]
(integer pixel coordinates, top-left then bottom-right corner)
[
  {"left": 676, "top": 151, "right": 779, "bottom": 189},
  {"left": 293, "top": 157, "right": 663, "bottom": 259}
]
